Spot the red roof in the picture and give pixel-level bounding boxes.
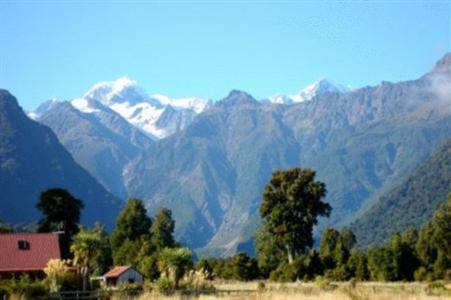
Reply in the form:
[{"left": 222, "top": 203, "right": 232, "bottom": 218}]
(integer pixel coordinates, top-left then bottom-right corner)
[
  {"left": 103, "top": 266, "right": 132, "bottom": 278},
  {"left": 0, "top": 233, "right": 62, "bottom": 272}
]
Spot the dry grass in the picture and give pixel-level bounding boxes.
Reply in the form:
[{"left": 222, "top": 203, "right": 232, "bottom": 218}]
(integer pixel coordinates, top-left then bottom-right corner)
[{"left": 129, "top": 281, "right": 451, "bottom": 300}]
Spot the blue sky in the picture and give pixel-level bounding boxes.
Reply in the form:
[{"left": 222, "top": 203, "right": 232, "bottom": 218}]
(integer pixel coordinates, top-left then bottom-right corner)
[{"left": 0, "top": 1, "right": 449, "bottom": 111}]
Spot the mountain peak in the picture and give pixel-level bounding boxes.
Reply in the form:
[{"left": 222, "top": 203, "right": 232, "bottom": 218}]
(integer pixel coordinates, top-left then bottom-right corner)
[
  {"left": 29, "top": 98, "right": 60, "bottom": 119},
  {"left": 84, "top": 77, "right": 157, "bottom": 106},
  {"left": 431, "top": 52, "right": 451, "bottom": 74},
  {"left": 219, "top": 90, "right": 260, "bottom": 107},
  {"left": 268, "top": 78, "right": 350, "bottom": 104},
  {"left": 0, "top": 89, "right": 19, "bottom": 108},
  {"left": 296, "top": 78, "right": 350, "bottom": 102}
]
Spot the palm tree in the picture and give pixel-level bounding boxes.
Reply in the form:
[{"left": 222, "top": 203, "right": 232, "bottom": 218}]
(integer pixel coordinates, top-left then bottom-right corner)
[{"left": 70, "top": 227, "right": 103, "bottom": 291}]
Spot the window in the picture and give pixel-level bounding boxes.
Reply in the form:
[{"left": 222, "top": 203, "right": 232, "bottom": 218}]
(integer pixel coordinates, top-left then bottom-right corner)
[{"left": 17, "top": 240, "right": 30, "bottom": 250}]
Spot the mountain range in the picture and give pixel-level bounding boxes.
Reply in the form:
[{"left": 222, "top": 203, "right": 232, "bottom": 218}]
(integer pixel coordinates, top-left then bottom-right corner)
[
  {"left": 0, "top": 90, "right": 121, "bottom": 230},
  {"left": 5, "top": 53, "right": 451, "bottom": 256}
]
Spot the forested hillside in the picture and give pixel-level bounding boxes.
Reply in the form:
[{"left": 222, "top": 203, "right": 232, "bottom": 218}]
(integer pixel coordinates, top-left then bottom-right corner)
[{"left": 352, "top": 139, "right": 451, "bottom": 246}]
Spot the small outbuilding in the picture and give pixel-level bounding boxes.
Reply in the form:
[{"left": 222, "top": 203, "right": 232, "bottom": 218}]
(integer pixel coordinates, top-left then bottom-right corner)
[{"left": 101, "top": 266, "right": 144, "bottom": 287}]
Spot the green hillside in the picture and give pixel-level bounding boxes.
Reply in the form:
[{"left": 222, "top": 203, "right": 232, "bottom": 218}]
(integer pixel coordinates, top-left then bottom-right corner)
[{"left": 352, "top": 139, "right": 451, "bottom": 247}]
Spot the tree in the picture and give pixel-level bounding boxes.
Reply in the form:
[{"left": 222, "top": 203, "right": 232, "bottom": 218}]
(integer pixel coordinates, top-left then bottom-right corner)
[
  {"left": 319, "top": 228, "right": 341, "bottom": 269},
  {"left": 416, "top": 194, "right": 451, "bottom": 279},
  {"left": 110, "top": 198, "right": 152, "bottom": 265},
  {"left": 347, "top": 248, "right": 369, "bottom": 280},
  {"left": 367, "top": 246, "right": 396, "bottom": 281},
  {"left": 319, "top": 227, "right": 356, "bottom": 280},
  {"left": 226, "top": 252, "right": 259, "bottom": 281},
  {"left": 158, "top": 247, "right": 193, "bottom": 288},
  {"left": 151, "top": 208, "right": 176, "bottom": 250},
  {"left": 340, "top": 227, "right": 357, "bottom": 251},
  {"left": 70, "top": 226, "right": 107, "bottom": 291},
  {"left": 431, "top": 194, "right": 451, "bottom": 278},
  {"left": 259, "top": 168, "right": 330, "bottom": 264},
  {"left": 269, "top": 251, "right": 323, "bottom": 282},
  {"left": 37, "top": 188, "right": 84, "bottom": 257},
  {"left": 389, "top": 231, "right": 419, "bottom": 281},
  {"left": 255, "top": 226, "right": 285, "bottom": 277}
]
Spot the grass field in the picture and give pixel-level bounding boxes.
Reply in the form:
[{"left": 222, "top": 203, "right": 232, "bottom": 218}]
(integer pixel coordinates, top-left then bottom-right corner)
[{"left": 130, "top": 281, "right": 451, "bottom": 300}]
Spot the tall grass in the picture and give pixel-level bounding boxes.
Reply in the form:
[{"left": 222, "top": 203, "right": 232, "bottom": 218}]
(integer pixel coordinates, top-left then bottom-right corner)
[{"left": 130, "top": 281, "right": 451, "bottom": 300}]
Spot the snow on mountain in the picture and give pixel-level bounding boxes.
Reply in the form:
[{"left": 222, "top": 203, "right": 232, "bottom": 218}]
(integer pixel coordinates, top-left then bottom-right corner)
[
  {"left": 152, "top": 94, "right": 210, "bottom": 114},
  {"left": 78, "top": 77, "right": 210, "bottom": 139},
  {"left": 71, "top": 98, "right": 102, "bottom": 114},
  {"left": 266, "top": 94, "right": 293, "bottom": 105},
  {"left": 28, "top": 98, "right": 60, "bottom": 119},
  {"left": 268, "top": 78, "right": 351, "bottom": 104},
  {"left": 33, "top": 77, "right": 348, "bottom": 139}
]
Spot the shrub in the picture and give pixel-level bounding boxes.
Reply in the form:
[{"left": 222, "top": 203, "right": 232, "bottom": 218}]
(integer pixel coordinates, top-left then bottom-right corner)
[
  {"left": 43, "top": 259, "right": 72, "bottom": 293},
  {"left": 118, "top": 282, "right": 142, "bottom": 292},
  {"left": 156, "top": 277, "right": 174, "bottom": 294},
  {"left": 269, "top": 262, "right": 297, "bottom": 282},
  {"left": 315, "top": 275, "right": 337, "bottom": 291},
  {"left": 2, "top": 276, "right": 49, "bottom": 300},
  {"left": 414, "top": 266, "right": 429, "bottom": 281}
]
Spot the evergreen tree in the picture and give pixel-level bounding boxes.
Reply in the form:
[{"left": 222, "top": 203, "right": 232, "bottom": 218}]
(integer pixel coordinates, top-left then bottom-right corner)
[
  {"left": 319, "top": 227, "right": 355, "bottom": 280},
  {"left": 111, "top": 198, "right": 152, "bottom": 265},
  {"left": 347, "top": 248, "right": 369, "bottom": 280},
  {"left": 319, "top": 228, "right": 341, "bottom": 269},
  {"left": 367, "top": 247, "right": 397, "bottom": 281},
  {"left": 151, "top": 208, "right": 176, "bottom": 250},
  {"left": 416, "top": 194, "right": 451, "bottom": 279}
]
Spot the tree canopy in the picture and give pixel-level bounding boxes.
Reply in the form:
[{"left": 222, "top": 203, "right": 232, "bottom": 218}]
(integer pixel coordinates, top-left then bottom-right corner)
[
  {"left": 110, "top": 198, "right": 152, "bottom": 265},
  {"left": 37, "top": 188, "right": 84, "bottom": 257},
  {"left": 71, "top": 225, "right": 110, "bottom": 290},
  {"left": 259, "top": 167, "right": 330, "bottom": 263},
  {"left": 151, "top": 208, "right": 176, "bottom": 250}
]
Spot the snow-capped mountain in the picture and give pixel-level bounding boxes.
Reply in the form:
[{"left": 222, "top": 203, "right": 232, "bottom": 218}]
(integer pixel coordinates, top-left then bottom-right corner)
[
  {"left": 28, "top": 98, "right": 60, "bottom": 119},
  {"left": 268, "top": 78, "right": 351, "bottom": 104},
  {"left": 80, "top": 77, "right": 210, "bottom": 139}
]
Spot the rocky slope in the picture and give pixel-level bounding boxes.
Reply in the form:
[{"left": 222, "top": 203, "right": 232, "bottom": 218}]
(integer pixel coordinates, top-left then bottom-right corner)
[
  {"left": 37, "top": 99, "right": 153, "bottom": 199},
  {"left": 0, "top": 90, "right": 121, "bottom": 230},
  {"left": 125, "top": 54, "right": 451, "bottom": 256}
]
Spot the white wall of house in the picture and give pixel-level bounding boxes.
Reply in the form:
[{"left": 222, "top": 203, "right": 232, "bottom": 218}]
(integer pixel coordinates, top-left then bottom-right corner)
[{"left": 117, "top": 268, "right": 143, "bottom": 285}]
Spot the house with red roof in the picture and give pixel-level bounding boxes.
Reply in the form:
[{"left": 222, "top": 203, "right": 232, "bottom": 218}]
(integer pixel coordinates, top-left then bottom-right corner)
[
  {"left": 0, "top": 232, "right": 63, "bottom": 279},
  {"left": 101, "top": 266, "right": 144, "bottom": 287}
]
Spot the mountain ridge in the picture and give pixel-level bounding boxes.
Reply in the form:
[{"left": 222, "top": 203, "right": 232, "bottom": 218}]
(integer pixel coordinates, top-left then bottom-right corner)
[{"left": 0, "top": 89, "right": 121, "bottom": 230}]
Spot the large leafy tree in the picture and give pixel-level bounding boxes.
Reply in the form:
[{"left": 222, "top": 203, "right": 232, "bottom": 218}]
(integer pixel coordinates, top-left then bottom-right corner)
[
  {"left": 255, "top": 226, "right": 285, "bottom": 276},
  {"left": 37, "top": 188, "right": 84, "bottom": 257},
  {"left": 259, "top": 168, "right": 330, "bottom": 263},
  {"left": 151, "top": 208, "right": 176, "bottom": 250},
  {"left": 110, "top": 198, "right": 152, "bottom": 265}
]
